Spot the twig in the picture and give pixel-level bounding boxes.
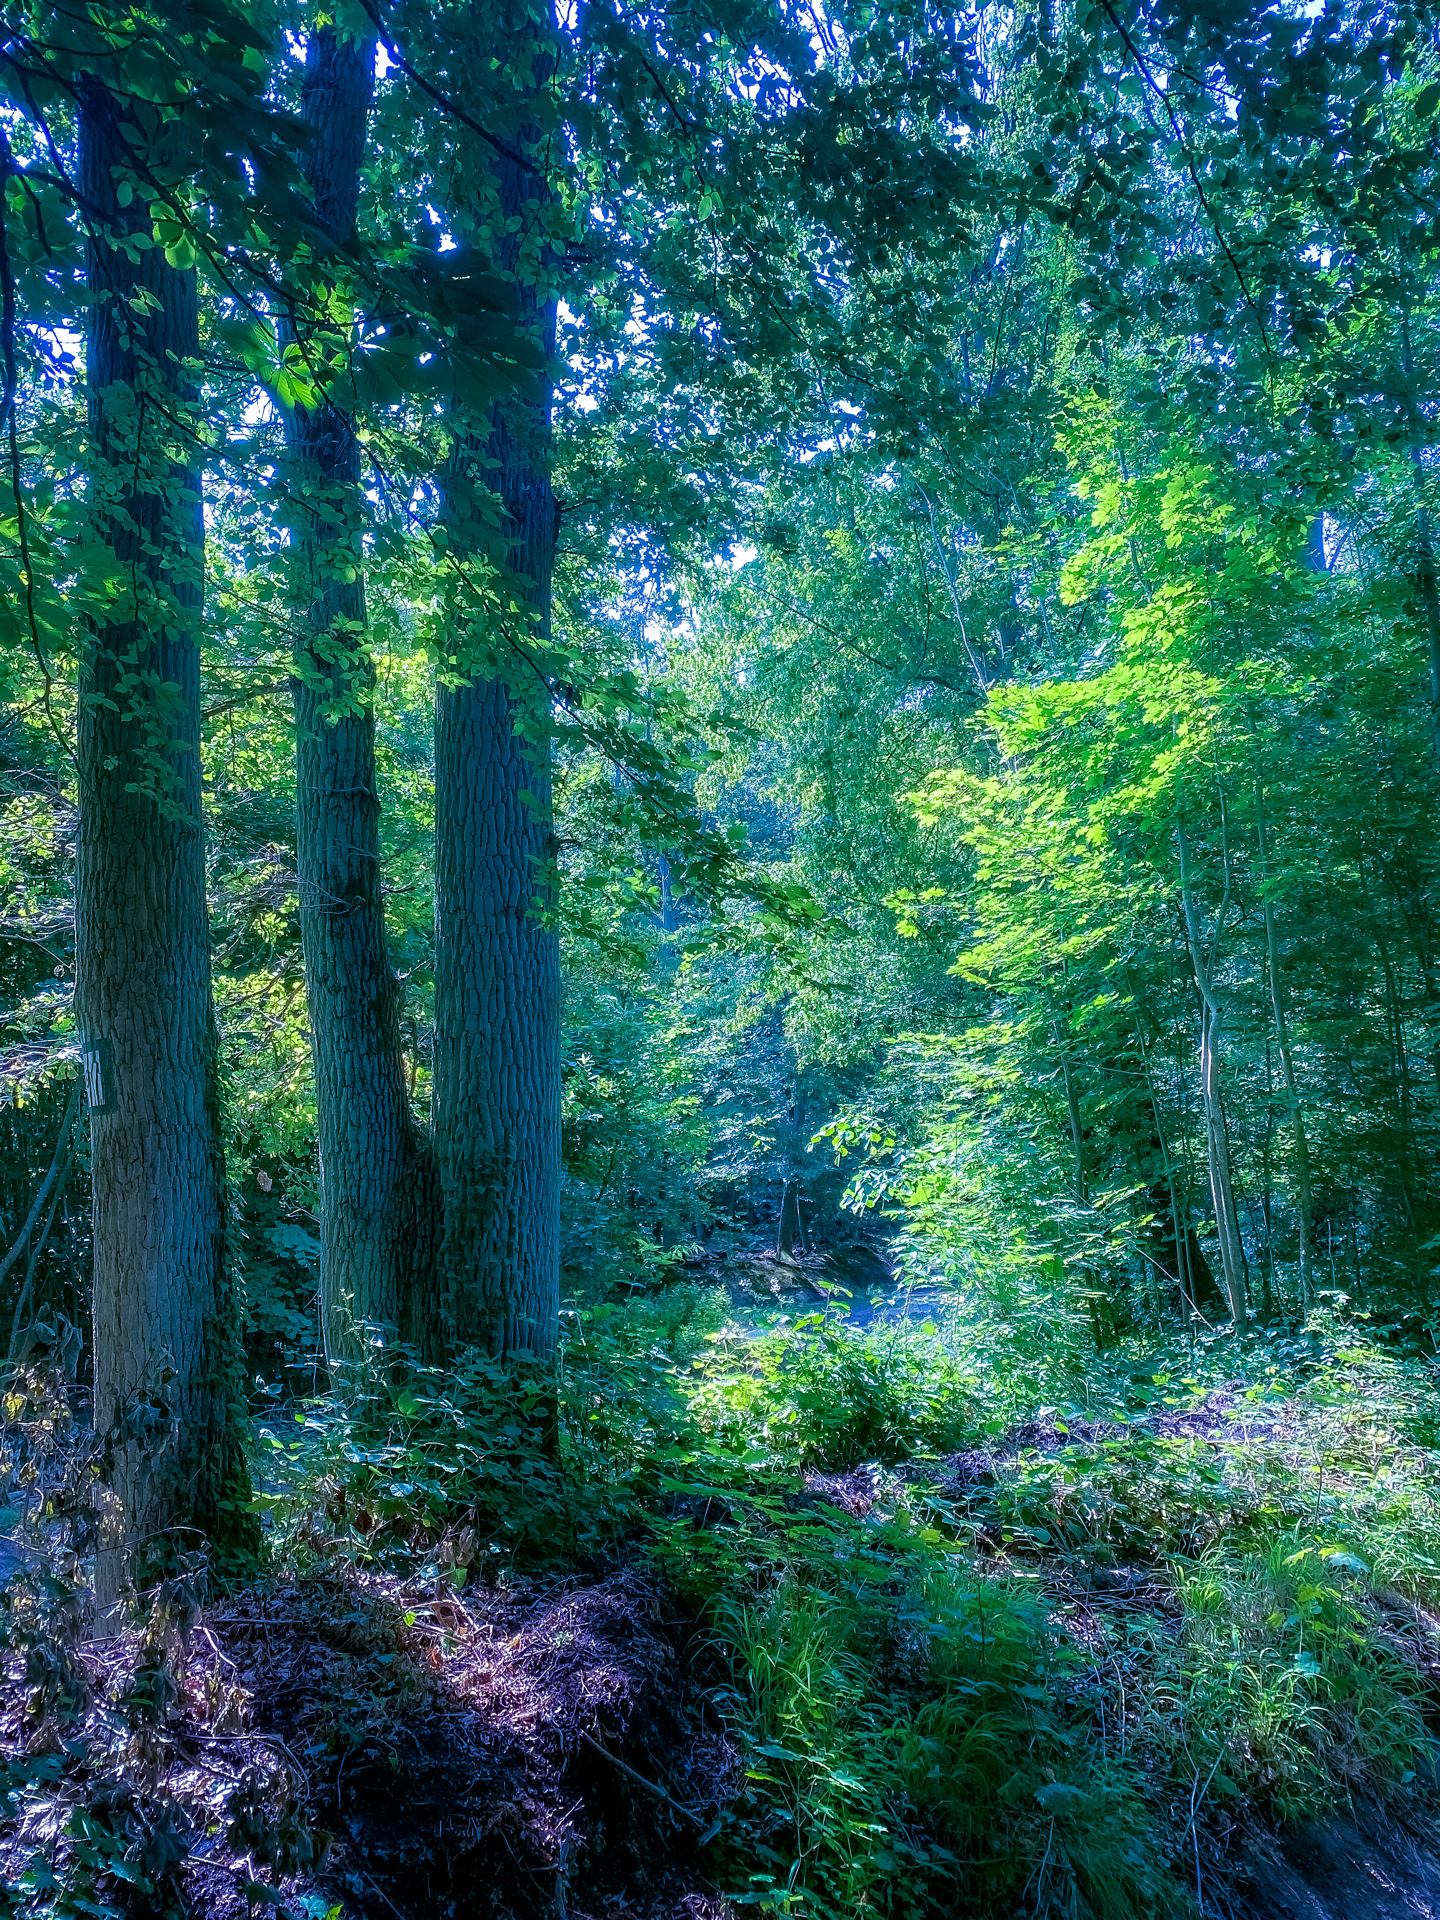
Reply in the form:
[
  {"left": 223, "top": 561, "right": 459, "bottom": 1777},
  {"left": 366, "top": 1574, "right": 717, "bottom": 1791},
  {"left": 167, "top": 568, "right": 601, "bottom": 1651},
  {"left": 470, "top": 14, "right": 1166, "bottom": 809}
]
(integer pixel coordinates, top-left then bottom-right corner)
[
  {"left": 355, "top": 0, "right": 540, "bottom": 176},
  {"left": 1097, "top": 0, "right": 1274, "bottom": 369},
  {"left": 1186, "top": 1749, "right": 1223, "bottom": 1912},
  {"left": 360, "top": 1868, "right": 411, "bottom": 1920},
  {"left": 576, "top": 1728, "right": 706, "bottom": 1828},
  {"left": 0, "top": 1075, "right": 80, "bottom": 1293}
]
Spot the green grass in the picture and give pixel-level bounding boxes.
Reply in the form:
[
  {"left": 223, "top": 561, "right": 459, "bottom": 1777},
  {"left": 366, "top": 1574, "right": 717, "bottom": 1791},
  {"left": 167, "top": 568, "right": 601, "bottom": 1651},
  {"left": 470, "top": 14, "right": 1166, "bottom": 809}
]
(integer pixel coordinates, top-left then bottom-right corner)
[{"left": 253, "top": 1297, "right": 1440, "bottom": 1918}]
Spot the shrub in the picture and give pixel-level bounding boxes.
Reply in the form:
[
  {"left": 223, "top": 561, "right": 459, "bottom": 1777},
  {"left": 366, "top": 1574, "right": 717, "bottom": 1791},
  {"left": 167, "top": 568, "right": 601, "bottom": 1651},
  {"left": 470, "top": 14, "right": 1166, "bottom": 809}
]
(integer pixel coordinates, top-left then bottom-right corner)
[{"left": 684, "top": 1313, "right": 982, "bottom": 1473}]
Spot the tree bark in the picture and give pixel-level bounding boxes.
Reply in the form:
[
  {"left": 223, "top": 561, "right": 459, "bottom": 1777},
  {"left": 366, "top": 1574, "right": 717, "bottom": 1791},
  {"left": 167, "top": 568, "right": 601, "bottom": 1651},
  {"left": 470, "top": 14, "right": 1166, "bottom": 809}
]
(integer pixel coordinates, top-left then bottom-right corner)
[
  {"left": 77, "top": 79, "right": 251, "bottom": 1598},
  {"left": 432, "top": 18, "right": 560, "bottom": 1357},
  {"left": 285, "top": 27, "right": 434, "bottom": 1359},
  {"left": 776, "top": 1181, "right": 805, "bottom": 1259}
]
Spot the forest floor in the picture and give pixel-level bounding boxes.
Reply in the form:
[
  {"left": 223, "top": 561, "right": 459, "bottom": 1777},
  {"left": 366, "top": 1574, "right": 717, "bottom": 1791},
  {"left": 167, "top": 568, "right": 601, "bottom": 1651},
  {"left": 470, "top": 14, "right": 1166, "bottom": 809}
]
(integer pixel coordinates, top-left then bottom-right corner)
[{"left": 5, "top": 1283, "right": 1440, "bottom": 1918}]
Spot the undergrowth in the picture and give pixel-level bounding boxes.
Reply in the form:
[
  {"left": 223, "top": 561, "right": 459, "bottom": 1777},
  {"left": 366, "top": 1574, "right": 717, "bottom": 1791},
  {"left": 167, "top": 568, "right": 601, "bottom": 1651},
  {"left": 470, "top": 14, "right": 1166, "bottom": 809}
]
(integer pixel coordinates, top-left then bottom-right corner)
[{"left": 6, "top": 1298, "right": 1440, "bottom": 1917}]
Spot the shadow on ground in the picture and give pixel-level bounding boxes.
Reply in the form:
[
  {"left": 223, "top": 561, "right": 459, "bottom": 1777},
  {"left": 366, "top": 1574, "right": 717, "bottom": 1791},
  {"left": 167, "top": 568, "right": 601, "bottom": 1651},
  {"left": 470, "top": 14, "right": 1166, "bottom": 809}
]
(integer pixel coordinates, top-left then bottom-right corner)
[{"left": 193, "top": 1568, "right": 736, "bottom": 1919}]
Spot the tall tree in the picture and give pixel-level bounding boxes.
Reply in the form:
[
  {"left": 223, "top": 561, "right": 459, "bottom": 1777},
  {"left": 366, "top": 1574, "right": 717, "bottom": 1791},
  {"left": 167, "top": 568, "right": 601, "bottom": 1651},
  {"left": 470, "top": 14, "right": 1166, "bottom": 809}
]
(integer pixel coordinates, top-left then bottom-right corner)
[
  {"left": 431, "top": 1, "right": 561, "bottom": 1358},
  {"left": 76, "top": 70, "right": 250, "bottom": 1590},
  {"left": 285, "top": 25, "right": 433, "bottom": 1357}
]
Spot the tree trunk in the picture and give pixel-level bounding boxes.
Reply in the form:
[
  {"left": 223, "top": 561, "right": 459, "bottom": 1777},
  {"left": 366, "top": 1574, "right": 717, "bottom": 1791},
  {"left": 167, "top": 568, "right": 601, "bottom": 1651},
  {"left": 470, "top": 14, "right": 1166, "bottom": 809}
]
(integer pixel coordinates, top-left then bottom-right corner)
[
  {"left": 1254, "top": 785, "right": 1315, "bottom": 1312},
  {"left": 77, "top": 79, "right": 251, "bottom": 1598},
  {"left": 1056, "top": 1034, "right": 1088, "bottom": 1209},
  {"left": 776, "top": 1181, "right": 805, "bottom": 1259},
  {"left": 1399, "top": 305, "right": 1440, "bottom": 758},
  {"left": 1177, "top": 817, "right": 1248, "bottom": 1330},
  {"left": 285, "top": 27, "right": 434, "bottom": 1359},
  {"left": 432, "top": 23, "right": 560, "bottom": 1357},
  {"left": 1126, "top": 991, "right": 1214, "bottom": 1320},
  {"left": 775, "top": 1077, "right": 811, "bottom": 1261},
  {"left": 1375, "top": 924, "right": 1423, "bottom": 1240},
  {"left": 1197, "top": 998, "right": 1247, "bottom": 1329}
]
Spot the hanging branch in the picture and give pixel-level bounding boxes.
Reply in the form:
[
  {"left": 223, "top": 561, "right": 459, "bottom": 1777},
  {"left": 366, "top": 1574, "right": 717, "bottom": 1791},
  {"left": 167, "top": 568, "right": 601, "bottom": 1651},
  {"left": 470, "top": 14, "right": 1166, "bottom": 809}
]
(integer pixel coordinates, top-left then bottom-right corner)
[
  {"left": 1098, "top": 0, "right": 1275, "bottom": 368},
  {"left": 353, "top": 0, "right": 541, "bottom": 175},
  {"left": 0, "top": 1075, "right": 81, "bottom": 1296}
]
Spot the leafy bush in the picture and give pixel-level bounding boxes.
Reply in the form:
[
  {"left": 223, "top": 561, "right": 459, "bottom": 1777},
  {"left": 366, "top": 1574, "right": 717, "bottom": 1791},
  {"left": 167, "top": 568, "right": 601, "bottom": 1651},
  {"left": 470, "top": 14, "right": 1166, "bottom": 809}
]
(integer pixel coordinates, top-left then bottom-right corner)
[
  {"left": 257, "top": 1342, "right": 589, "bottom": 1580},
  {"left": 699, "top": 1541, "right": 1176, "bottom": 1920},
  {"left": 684, "top": 1313, "right": 982, "bottom": 1473}
]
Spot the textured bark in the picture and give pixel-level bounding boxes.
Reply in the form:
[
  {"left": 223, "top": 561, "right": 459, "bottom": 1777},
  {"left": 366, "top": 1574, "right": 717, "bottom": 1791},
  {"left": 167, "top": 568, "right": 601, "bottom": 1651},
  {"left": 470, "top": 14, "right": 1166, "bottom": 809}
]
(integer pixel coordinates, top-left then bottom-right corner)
[
  {"left": 432, "top": 523, "right": 560, "bottom": 1357},
  {"left": 432, "top": 26, "right": 560, "bottom": 1358},
  {"left": 77, "top": 81, "right": 251, "bottom": 1597},
  {"left": 286, "top": 29, "right": 434, "bottom": 1358}
]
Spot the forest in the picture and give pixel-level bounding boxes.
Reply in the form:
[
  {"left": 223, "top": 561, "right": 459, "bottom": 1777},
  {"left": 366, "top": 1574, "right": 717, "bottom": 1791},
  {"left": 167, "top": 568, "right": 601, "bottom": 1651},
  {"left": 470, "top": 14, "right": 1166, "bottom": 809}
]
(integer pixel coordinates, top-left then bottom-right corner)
[{"left": 4, "top": 0, "right": 1440, "bottom": 1913}]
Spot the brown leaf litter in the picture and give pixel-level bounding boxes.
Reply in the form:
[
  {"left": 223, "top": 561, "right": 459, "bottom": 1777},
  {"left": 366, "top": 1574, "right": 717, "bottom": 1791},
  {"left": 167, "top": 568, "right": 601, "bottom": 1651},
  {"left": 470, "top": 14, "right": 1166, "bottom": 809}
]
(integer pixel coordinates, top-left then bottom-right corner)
[{"left": 1, "top": 1565, "right": 739, "bottom": 1920}]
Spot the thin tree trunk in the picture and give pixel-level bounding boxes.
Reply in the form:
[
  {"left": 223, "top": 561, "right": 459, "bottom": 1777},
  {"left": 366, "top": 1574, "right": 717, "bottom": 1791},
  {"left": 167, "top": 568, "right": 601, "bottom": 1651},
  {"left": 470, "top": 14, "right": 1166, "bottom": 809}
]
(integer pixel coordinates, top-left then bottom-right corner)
[
  {"left": 776, "top": 1077, "right": 811, "bottom": 1260},
  {"left": 1198, "top": 999, "right": 1247, "bottom": 1328},
  {"left": 1055, "top": 1029, "right": 1107, "bottom": 1348},
  {"left": 1125, "top": 986, "right": 1203, "bottom": 1318},
  {"left": 657, "top": 851, "right": 678, "bottom": 933},
  {"left": 1058, "top": 1044, "right": 1088, "bottom": 1209},
  {"left": 77, "top": 79, "right": 251, "bottom": 1598},
  {"left": 1399, "top": 305, "right": 1440, "bottom": 758},
  {"left": 1381, "top": 859, "right": 1440, "bottom": 1108},
  {"left": 1257, "top": 1033, "right": 1277, "bottom": 1320},
  {"left": 1177, "top": 816, "right": 1248, "bottom": 1330},
  {"left": 285, "top": 27, "right": 433, "bottom": 1359},
  {"left": 1254, "top": 785, "right": 1315, "bottom": 1312},
  {"left": 1375, "top": 924, "right": 1422, "bottom": 1238},
  {"left": 0, "top": 1077, "right": 80, "bottom": 1294},
  {"left": 776, "top": 1181, "right": 804, "bottom": 1259},
  {"left": 432, "top": 16, "right": 560, "bottom": 1357},
  {"left": 5, "top": 1077, "right": 80, "bottom": 1362}
]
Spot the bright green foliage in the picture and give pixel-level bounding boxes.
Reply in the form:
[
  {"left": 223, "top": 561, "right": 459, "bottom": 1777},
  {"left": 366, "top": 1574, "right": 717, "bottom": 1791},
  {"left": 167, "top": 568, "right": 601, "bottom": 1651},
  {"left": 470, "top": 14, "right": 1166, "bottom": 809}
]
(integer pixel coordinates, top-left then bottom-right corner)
[
  {"left": 877, "top": 425, "right": 1440, "bottom": 1338},
  {"left": 682, "top": 1313, "right": 981, "bottom": 1471},
  {"left": 240, "top": 1298, "right": 1440, "bottom": 1919}
]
